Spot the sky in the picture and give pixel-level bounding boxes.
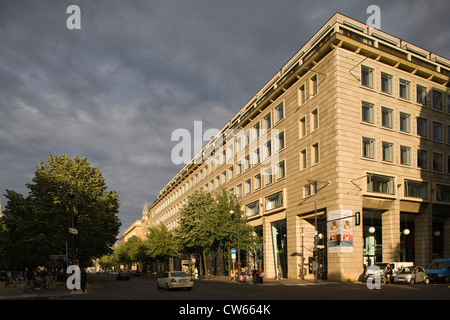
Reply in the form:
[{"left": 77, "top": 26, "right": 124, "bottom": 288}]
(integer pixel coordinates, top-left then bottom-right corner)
[{"left": 1, "top": 0, "right": 449, "bottom": 237}]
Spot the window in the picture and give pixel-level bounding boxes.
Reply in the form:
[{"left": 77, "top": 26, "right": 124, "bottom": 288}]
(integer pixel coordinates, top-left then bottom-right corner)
[
  {"left": 362, "top": 102, "right": 374, "bottom": 124},
  {"left": 362, "top": 137, "right": 375, "bottom": 159},
  {"left": 254, "top": 173, "right": 261, "bottom": 190},
  {"left": 275, "top": 131, "right": 285, "bottom": 152},
  {"left": 264, "top": 140, "right": 272, "bottom": 159},
  {"left": 245, "top": 179, "right": 252, "bottom": 194},
  {"left": 264, "top": 167, "right": 273, "bottom": 185},
  {"left": 382, "top": 141, "right": 393, "bottom": 162},
  {"left": 312, "top": 143, "right": 319, "bottom": 164},
  {"left": 300, "top": 149, "right": 307, "bottom": 169},
  {"left": 244, "top": 130, "right": 250, "bottom": 147},
  {"left": 417, "top": 117, "right": 428, "bottom": 137},
  {"left": 310, "top": 75, "right": 318, "bottom": 96},
  {"left": 399, "top": 79, "right": 410, "bottom": 99},
  {"left": 432, "top": 121, "right": 443, "bottom": 141},
  {"left": 436, "top": 184, "right": 450, "bottom": 202},
  {"left": 276, "top": 160, "right": 285, "bottom": 180},
  {"left": 253, "top": 148, "right": 260, "bottom": 165},
  {"left": 265, "top": 191, "right": 283, "bottom": 211},
  {"left": 245, "top": 154, "right": 250, "bottom": 171},
  {"left": 361, "top": 66, "right": 373, "bottom": 88},
  {"left": 304, "top": 184, "right": 311, "bottom": 198},
  {"left": 245, "top": 200, "right": 260, "bottom": 217},
  {"left": 236, "top": 137, "right": 242, "bottom": 153},
  {"left": 381, "top": 107, "right": 393, "bottom": 129},
  {"left": 381, "top": 73, "right": 392, "bottom": 94},
  {"left": 433, "top": 153, "right": 443, "bottom": 172},
  {"left": 263, "top": 113, "right": 271, "bottom": 132},
  {"left": 222, "top": 171, "right": 227, "bottom": 184},
  {"left": 237, "top": 184, "right": 243, "bottom": 198},
  {"left": 299, "top": 117, "right": 307, "bottom": 137},
  {"left": 311, "top": 109, "right": 319, "bottom": 131},
  {"left": 400, "top": 146, "right": 411, "bottom": 166},
  {"left": 275, "top": 102, "right": 284, "bottom": 123},
  {"left": 399, "top": 112, "right": 410, "bottom": 133},
  {"left": 417, "top": 150, "right": 428, "bottom": 169},
  {"left": 228, "top": 166, "right": 234, "bottom": 180},
  {"left": 236, "top": 160, "right": 242, "bottom": 175},
  {"left": 253, "top": 122, "right": 260, "bottom": 141},
  {"left": 416, "top": 85, "right": 427, "bottom": 105},
  {"left": 227, "top": 143, "right": 234, "bottom": 161},
  {"left": 299, "top": 85, "right": 306, "bottom": 105},
  {"left": 404, "top": 180, "right": 428, "bottom": 199},
  {"left": 432, "top": 90, "right": 444, "bottom": 111},
  {"left": 367, "top": 174, "right": 395, "bottom": 195}
]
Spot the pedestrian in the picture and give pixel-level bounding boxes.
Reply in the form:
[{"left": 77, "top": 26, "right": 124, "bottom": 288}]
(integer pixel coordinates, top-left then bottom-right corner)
[
  {"left": 277, "top": 265, "right": 283, "bottom": 280},
  {"left": 194, "top": 267, "right": 198, "bottom": 279},
  {"left": 258, "top": 267, "right": 264, "bottom": 284},
  {"left": 80, "top": 267, "right": 87, "bottom": 293},
  {"left": 252, "top": 268, "right": 257, "bottom": 285}
]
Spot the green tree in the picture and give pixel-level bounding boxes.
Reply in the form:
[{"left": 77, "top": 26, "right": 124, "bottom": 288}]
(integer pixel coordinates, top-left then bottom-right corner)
[
  {"left": 0, "top": 154, "right": 121, "bottom": 269},
  {"left": 145, "top": 224, "right": 178, "bottom": 263}
]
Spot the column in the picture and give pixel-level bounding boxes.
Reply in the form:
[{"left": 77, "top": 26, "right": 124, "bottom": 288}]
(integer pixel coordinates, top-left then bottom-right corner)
[
  {"left": 415, "top": 203, "right": 432, "bottom": 266},
  {"left": 382, "top": 199, "right": 400, "bottom": 262}
]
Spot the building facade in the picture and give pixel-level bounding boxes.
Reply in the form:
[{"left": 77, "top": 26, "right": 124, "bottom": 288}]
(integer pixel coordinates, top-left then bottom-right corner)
[{"left": 141, "top": 13, "right": 450, "bottom": 282}]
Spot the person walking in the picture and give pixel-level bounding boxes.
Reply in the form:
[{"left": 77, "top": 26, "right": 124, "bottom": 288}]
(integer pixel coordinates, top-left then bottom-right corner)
[
  {"left": 80, "top": 267, "right": 87, "bottom": 293},
  {"left": 258, "top": 267, "right": 264, "bottom": 284}
]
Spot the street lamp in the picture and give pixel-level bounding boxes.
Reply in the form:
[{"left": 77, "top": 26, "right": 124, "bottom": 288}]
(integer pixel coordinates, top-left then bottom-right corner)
[{"left": 229, "top": 195, "right": 241, "bottom": 283}]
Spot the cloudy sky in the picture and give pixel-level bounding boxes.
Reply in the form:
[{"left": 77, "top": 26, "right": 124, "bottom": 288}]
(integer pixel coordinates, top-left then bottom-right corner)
[{"left": 1, "top": 0, "right": 449, "bottom": 236}]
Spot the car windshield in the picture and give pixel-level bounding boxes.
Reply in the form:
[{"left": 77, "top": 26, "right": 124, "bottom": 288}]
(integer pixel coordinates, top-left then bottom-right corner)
[
  {"left": 428, "top": 261, "right": 448, "bottom": 269},
  {"left": 398, "top": 267, "right": 413, "bottom": 274},
  {"left": 171, "top": 272, "right": 188, "bottom": 277}
]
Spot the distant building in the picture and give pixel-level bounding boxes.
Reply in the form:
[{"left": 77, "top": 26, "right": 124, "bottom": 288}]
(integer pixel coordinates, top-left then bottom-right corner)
[{"left": 141, "top": 13, "right": 450, "bottom": 281}]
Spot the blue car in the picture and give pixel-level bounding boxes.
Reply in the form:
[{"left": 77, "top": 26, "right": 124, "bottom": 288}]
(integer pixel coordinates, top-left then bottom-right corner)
[{"left": 426, "top": 258, "right": 450, "bottom": 283}]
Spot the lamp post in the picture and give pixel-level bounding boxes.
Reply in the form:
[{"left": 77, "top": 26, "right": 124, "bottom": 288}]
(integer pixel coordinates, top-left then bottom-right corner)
[
  {"left": 68, "top": 192, "right": 76, "bottom": 265},
  {"left": 229, "top": 195, "right": 241, "bottom": 283}
]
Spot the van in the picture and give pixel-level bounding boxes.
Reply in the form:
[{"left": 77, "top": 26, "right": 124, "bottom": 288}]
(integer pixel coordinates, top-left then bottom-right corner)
[{"left": 426, "top": 258, "right": 450, "bottom": 283}]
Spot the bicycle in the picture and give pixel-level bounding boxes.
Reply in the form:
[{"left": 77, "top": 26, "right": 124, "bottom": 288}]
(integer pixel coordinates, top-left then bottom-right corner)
[{"left": 3, "top": 277, "right": 17, "bottom": 288}]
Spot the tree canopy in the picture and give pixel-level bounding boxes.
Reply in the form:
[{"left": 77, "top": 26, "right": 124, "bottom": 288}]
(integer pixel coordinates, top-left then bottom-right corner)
[{"left": 0, "top": 154, "right": 121, "bottom": 269}]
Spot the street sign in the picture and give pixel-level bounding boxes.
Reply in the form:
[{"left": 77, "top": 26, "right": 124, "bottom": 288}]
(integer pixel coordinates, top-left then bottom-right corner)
[
  {"left": 231, "top": 248, "right": 237, "bottom": 254},
  {"left": 231, "top": 253, "right": 236, "bottom": 260},
  {"left": 50, "top": 255, "right": 67, "bottom": 260},
  {"left": 68, "top": 227, "right": 78, "bottom": 235},
  {"left": 302, "top": 231, "right": 317, "bottom": 237}
]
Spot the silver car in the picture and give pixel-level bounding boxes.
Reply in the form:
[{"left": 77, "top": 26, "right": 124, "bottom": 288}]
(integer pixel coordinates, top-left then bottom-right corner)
[
  {"left": 394, "top": 266, "right": 430, "bottom": 285},
  {"left": 157, "top": 271, "right": 193, "bottom": 290}
]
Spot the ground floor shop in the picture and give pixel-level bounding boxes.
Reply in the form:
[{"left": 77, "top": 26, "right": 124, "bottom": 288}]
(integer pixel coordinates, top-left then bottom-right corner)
[{"left": 249, "top": 198, "right": 450, "bottom": 282}]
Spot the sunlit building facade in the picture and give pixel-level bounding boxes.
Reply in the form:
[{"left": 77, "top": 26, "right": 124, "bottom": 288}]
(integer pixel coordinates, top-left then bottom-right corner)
[{"left": 141, "top": 13, "right": 450, "bottom": 281}]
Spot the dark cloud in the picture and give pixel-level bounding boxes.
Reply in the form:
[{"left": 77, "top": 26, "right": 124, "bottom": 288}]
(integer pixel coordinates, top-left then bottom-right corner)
[{"left": 1, "top": 0, "right": 449, "bottom": 237}]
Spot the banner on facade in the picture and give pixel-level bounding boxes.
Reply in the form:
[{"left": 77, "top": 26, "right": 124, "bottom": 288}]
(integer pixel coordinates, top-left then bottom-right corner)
[{"left": 327, "top": 210, "right": 353, "bottom": 253}]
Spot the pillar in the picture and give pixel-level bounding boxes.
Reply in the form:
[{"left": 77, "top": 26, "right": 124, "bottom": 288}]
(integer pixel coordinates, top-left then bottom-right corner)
[{"left": 415, "top": 203, "right": 432, "bottom": 266}]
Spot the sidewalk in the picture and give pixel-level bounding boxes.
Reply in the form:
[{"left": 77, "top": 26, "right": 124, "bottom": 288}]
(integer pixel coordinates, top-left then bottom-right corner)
[
  {"left": 0, "top": 282, "right": 88, "bottom": 300},
  {"left": 200, "top": 275, "right": 334, "bottom": 286}
]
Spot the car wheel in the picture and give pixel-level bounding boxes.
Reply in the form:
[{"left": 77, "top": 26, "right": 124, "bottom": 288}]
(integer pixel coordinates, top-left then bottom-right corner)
[{"left": 409, "top": 278, "right": 415, "bottom": 286}]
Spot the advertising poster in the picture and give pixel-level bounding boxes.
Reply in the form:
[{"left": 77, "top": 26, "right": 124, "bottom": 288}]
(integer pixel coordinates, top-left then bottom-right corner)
[
  {"left": 340, "top": 210, "right": 353, "bottom": 252},
  {"left": 328, "top": 210, "right": 341, "bottom": 253},
  {"left": 327, "top": 210, "right": 353, "bottom": 253}
]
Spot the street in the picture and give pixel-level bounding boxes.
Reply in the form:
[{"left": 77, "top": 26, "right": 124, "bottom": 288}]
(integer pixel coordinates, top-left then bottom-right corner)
[{"left": 2, "top": 273, "right": 449, "bottom": 301}]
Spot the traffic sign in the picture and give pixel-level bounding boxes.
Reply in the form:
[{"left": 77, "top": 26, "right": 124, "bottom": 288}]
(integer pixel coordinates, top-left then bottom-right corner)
[
  {"left": 231, "top": 248, "right": 236, "bottom": 254},
  {"left": 302, "top": 231, "right": 317, "bottom": 237},
  {"left": 68, "top": 227, "right": 78, "bottom": 235}
]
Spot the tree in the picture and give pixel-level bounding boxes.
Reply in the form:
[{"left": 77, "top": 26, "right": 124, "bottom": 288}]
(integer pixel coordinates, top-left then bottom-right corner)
[
  {"left": 145, "top": 224, "right": 178, "bottom": 266},
  {"left": 0, "top": 154, "right": 121, "bottom": 269}
]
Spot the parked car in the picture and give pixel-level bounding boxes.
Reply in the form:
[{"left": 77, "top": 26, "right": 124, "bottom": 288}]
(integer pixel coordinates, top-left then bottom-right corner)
[
  {"left": 394, "top": 266, "right": 429, "bottom": 285},
  {"left": 157, "top": 271, "right": 193, "bottom": 290},
  {"left": 116, "top": 271, "right": 130, "bottom": 280},
  {"left": 365, "top": 262, "right": 414, "bottom": 279},
  {"left": 426, "top": 258, "right": 450, "bottom": 283}
]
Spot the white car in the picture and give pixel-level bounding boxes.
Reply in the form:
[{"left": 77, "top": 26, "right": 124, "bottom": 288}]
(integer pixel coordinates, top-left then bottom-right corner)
[{"left": 157, "top": 271, "right": 193, "bottom": 290}]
